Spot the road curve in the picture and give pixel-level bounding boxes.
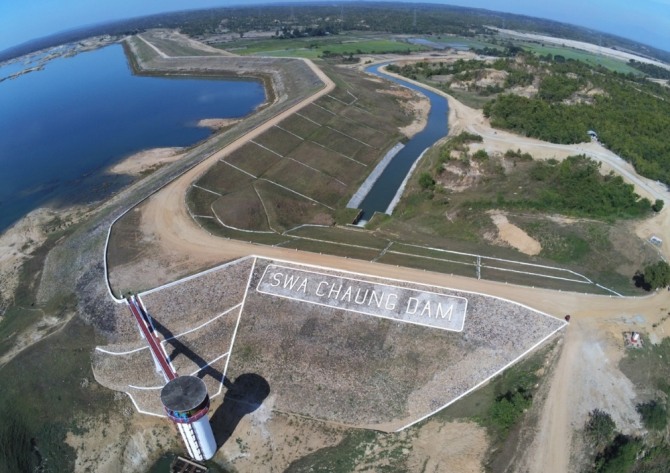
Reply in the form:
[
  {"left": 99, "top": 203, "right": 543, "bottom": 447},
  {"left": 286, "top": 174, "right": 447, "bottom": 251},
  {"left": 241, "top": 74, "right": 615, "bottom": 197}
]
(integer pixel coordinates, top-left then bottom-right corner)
[{"left": 132, "top": 54, "right": 670, "bottom": 473}]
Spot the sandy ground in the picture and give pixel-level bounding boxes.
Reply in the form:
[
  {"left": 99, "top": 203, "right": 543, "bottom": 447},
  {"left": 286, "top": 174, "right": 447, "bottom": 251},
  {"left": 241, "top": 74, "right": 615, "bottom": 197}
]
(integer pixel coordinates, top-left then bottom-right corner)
[
  {"left": 66, "top": 408, "right": 178, "bottom": 473},
  {"left": 130, "top": 53, "right": 670, "bottom": 472},
  {"left": 4, "top": 37, "right": 668, "bottom": 471},
  {"left": 145, "top": 29, "right": 236, "bottom": 57},
  {"left": 197, "top": 118, "right": 241, "bottom": 131},
  {"left": 0, "top": 208, "right": 54, "bottom": 308},
  {"left": 0, "top": 205, "right": 94, "bottom": 367},
  {"left": 108, "top": 148, "right": 185, "bottom": 176},
  {"left": 407, "top": 420, "right": 488, "bottom": 473},
  {"left": 488, "top": 210, "right": 542, "bottom": 256},
  {"left": 375, "top": 86, "right": 430, "bottom": 138}
]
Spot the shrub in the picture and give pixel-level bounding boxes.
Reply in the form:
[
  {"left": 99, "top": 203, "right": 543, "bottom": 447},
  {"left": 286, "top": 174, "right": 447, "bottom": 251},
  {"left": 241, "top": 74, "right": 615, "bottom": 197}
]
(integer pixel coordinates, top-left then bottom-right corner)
[
  {"left": 487, "top": 391, "right": 531, "bottom": 434},
  {"left": 642, "top": 261, "right": 670, "bottom": 290},
  {"left": 595, "top": 434, "right": 643, "bottom": 473},
  {"left": 585, "top": 409, "right": 616, "bottom": 448},
  {"left": 418, "top": 172, "right": 435, "bottom": 190},
  {"left": 636, "top": 400, "right": 668, "bottom": 431}
]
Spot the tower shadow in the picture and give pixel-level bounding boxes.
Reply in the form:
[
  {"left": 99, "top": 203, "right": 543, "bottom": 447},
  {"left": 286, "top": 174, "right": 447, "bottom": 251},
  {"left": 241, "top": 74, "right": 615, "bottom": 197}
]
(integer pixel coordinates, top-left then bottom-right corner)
[
  {"left": 210, "top": 373, "right": 270, "bottom": 447},
  {"left": 150, "top": 317, "right": 224, "bottom": 383}
]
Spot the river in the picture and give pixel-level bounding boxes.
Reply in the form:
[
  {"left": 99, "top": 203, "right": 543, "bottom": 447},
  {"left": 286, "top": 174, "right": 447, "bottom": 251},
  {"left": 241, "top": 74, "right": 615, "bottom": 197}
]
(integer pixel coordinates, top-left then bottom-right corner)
[{"left": 357, "top": 63, "right": 450, "bottom": 222}]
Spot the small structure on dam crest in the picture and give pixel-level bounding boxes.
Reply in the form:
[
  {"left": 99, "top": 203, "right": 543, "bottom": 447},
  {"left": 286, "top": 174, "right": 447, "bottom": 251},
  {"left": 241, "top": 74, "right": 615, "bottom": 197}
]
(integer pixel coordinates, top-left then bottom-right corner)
[{"left": 161, "top": 376, "right": 217, "bottom": 461}]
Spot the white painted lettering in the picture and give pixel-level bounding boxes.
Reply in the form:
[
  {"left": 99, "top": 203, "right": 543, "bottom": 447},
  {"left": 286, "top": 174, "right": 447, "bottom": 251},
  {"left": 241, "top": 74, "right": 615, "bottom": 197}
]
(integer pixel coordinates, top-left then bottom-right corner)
[
  {"left": 328, "top": 284, "right": 342, "bottom": 299},
  {"left": 259, "top": 265, "right": 466, "bottom": 332},
  {"left": 385, "top": 293, "right": 397, "bottom": 310},
  {"left": 354, "top": 289, "right": 368, "bottom": 305},
  {"left": 270, "top": 272, "right": 282, "bottom": 287},
  {"left": 368, "top": 290, "right": 383, "bottom": 308},
  {"left": 420, "top": 301, "right": 432, "bottom": 317},
  {"left": 283, "top": 275, "right": 300, "bottom": 290},
  {"left": 406, "top": 297, "right": 418, "bottom": 314},
  {"left": 316, "top": 281, "right": 328, "bottom": 296},
  {"left": 436, "top": 303, "right": 453, "bottom": 320},
  {"left": 297, "top": 278, "right": 308, "bottom": 293}
]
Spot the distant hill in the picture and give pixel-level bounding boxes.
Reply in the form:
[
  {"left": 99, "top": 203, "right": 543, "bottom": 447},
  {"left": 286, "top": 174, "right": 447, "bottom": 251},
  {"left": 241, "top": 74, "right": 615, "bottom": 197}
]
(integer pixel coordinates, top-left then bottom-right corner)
[{"left": 2, "top": 2, "right": 668, "bottom": 64}]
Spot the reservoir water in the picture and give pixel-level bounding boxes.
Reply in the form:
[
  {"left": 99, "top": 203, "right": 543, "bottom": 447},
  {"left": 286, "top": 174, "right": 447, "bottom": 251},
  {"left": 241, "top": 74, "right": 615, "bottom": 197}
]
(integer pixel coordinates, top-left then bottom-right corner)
[
  {"left": 0, "top": 44, "right": 265, "bottom": 232},
  {"left": 358, "top": 64, "right": 449, "bottom": 221}
]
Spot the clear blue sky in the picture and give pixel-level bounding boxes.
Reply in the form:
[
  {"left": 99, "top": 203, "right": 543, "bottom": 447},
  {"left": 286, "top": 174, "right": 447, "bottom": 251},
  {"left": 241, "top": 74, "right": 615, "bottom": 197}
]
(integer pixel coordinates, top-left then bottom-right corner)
[{"left": 1, "top": 0, "right": 668, "bottom": 53}]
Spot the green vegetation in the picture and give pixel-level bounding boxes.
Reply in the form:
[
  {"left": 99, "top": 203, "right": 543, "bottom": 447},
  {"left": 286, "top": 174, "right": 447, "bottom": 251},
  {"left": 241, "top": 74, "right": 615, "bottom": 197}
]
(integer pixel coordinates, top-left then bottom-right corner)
[
  {"left": 483, "top": 60, "right": 670, "bottom": 184},
  {"left": 538, "top": 74, "right": 585, "bottom": 101},
  {"left": 395, "top": 54, "right": 670, "bottom": 185},
  {"left": 434, "top": 343, "right": 554, "bottom": 470},
  {"left": 590, "top": 337, "right": 670, "bottom": 473},
  {"left": 594, "top": 435, "right": 646, "bottom": 473},
  {"left": 0, "top": 318, "right": 115, "bottom": 472},
  {"left": 372, "top": 130, "right": 656, "bottom": 293},
  {"left": 519, "top": 42, "right": 641, "bottom": 74},
  {"left": 418, "top": 172, "right": 435, "bottom": 190},
  {"left": 629, "top": 60, "right": 670, "bottom": 80},
  {"left": 637, "top": 401, "right": 668, "bottom": 431},
  {"left": 230, "top": 37, "right": 427, "bottom": 59},
  {"left": 487, "top": 391, "right": 532, "bottom": 434},
  {"left": 285, "top": 430, "right": 379, "bottom": 473},
  {"left": 585, "top": 409, "right": 617, "bottom": 449},
  {"left": 470, "top": 155, "right": 652, "bottom": 220},
  {"left": 637, "top": 261, "right": 670, "bottom": 291}
]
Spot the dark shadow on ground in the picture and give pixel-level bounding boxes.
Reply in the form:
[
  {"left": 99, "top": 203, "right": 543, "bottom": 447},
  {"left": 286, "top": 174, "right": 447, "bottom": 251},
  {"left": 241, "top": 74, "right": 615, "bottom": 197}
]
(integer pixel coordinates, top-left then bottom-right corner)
[
  {"left": 149, "top": 317, "right": 224, "bottom": 383},
  {"left": 210, "top": 373, "right": 270, "bottom": 447}
]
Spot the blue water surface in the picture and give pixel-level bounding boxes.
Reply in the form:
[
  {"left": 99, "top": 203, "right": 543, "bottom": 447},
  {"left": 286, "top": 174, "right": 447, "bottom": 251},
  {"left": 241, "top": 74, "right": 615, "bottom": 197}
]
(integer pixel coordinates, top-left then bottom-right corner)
[
  {"left": 358, "top": 64, "right": 449, "bottom": 220},
  {"left": 0, "top": 44, "right": 265, "bottom": 232}
]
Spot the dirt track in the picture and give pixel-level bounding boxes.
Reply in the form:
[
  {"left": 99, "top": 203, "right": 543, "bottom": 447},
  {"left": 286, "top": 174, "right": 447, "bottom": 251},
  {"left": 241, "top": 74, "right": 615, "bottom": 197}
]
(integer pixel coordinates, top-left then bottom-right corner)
[{"left": 131, "top": 49, "right": 670, "bottom": 472}]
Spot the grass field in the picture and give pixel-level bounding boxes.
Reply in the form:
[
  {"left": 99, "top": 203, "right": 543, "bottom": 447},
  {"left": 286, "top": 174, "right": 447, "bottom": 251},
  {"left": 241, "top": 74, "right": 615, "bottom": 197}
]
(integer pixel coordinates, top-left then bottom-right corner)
[
  {"left": 196, "top": 161, "right": 254, "bottom": 194},
  {"left": 254, "top": 180, "right": 335, "bottom": 232},
  {"left": 518, "top": 42, "right": 641, "bottom": 75},
  {"left": 0, "top": 317, "right": 116, "bottom": 472},
  {"left": 279, "top": 239, "right": 381, "bottom": 260},
  {"left": 212, "top": 186, "right": 271, "bottom": 231},
  {"left": 189, "top": 64, "right": 410, "bottom": 234},
  {"left": 221, "top": 36, "right": 428, "bottom": 58},
  {"left": 119, "top": 34, "right": 655, "bottom": 297},
  {"left": 285, "top": 225, "right": 391, "bottom": 250}
]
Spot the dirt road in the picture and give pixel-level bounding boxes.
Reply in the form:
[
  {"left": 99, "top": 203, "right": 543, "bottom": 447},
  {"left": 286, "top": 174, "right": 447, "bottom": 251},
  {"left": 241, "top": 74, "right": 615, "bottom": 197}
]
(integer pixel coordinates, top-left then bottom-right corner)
[{"left": 131, "top": 51, "right": 670, "bottom": 472}]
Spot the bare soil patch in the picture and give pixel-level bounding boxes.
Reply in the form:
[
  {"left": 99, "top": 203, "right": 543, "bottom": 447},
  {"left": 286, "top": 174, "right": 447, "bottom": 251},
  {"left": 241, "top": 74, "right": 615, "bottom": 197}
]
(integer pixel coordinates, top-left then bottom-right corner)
[
  {"left": 488, "top": 211, "right": 542, "bottom": 256},
  {"left": 197, "top": 118, "right": 240, "bottom": 130},
  {"left": 99, "top": 47, "right": 670, "bottom": 473},
  {"left": 108, "top": 148, "right": 184, "bottom": 176},
  {"left": 407, "top": 420, "right": 487, "bottom": 473}
]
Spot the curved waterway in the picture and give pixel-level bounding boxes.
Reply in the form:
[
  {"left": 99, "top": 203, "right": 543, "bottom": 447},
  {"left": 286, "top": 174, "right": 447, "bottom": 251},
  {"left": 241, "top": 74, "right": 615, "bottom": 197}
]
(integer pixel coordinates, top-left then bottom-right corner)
[
  {"left": 0, "top": 44, "right": 265, "bottom": 232},
  {"left": 358, "top": 63, "right": 449, "bottom": 222}
]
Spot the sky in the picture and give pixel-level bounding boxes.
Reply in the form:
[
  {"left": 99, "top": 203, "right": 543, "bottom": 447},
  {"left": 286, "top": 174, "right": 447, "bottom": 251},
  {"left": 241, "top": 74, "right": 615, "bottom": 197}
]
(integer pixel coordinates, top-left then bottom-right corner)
[{"left": 1, "top": 0, "right": 669, "bottom": 53}]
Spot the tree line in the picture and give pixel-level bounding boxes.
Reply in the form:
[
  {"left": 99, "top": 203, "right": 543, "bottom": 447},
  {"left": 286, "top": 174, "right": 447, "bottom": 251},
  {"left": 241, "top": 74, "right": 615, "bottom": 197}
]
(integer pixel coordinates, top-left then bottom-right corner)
[
  {"left": 467, "top": 155, "right": 654, "bottom": 219},
  {"left": 482, "top": 60, "right": 670, "bottom": 184}
]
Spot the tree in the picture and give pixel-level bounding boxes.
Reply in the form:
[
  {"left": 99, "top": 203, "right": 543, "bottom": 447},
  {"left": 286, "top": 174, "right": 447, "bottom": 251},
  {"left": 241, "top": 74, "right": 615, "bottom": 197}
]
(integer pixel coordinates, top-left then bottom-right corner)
[
  {"left": 642, "top": 261, "right": 670, "bottom": 290},
  {"left": 652, "top": 199, "right": 664, "bottom": 212},
  {"left": 585, "top": 409, "right": 616, "bottom": 448},
  {"left": 636, "top": 400, "right": 667, "bottom": 431},
  {"left": 418, "top": 172, "right": 435, "bottom": 190}
]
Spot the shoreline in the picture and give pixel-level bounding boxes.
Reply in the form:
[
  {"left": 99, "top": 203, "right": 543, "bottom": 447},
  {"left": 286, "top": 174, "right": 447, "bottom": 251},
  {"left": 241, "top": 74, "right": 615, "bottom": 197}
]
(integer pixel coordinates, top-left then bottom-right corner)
[{"left": 107, "top": 147, "right": 185, "bottom": 176}]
